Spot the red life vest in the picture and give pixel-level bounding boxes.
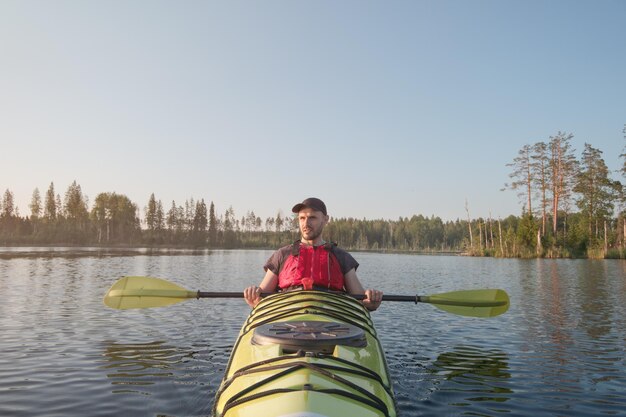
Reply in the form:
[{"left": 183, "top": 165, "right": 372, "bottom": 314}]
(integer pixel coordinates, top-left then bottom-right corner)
[{"left": 278, "top": 241, "right": 345, "bottom": 291}]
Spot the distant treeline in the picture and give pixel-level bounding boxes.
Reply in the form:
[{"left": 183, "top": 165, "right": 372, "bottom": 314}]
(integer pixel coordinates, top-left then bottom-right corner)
[{"left": 1, "top": 130, "right": 625, "bottom": 258}]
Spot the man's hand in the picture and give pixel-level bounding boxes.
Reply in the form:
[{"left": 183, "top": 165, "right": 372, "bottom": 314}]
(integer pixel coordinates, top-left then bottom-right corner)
[
  {"left": 243, "top": 286, "right": 262, "bottom": 308},
  {"left": 363, "top": 289, "right": 383, "bottom": 311}
]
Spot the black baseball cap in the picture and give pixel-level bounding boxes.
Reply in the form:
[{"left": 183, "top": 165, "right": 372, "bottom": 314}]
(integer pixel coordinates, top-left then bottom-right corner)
[{"left": 291, "top": 198, "right": 327, "bottom": 215}]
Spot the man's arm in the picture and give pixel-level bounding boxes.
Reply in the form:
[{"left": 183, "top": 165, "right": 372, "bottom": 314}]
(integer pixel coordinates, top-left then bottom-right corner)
[
  {"left": 343, "top": 268, "right": 383, "bottom": 311},
  {"left": 243, "top": 269, "right": 278, "bottom": 308}
]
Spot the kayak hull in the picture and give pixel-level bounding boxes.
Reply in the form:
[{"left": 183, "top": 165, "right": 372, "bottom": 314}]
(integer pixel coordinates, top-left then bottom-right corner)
[{"left": 213, "top": 290, "right": 396, "bottom": 417}]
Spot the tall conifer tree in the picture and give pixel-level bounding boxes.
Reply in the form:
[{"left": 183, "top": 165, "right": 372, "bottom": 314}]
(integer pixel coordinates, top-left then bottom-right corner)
[
  {"left": 548, "top": 132, "right": 578, "bottom": 236},
  {"left": 44, "top": 182, "right": 57, "bottom": 220}
]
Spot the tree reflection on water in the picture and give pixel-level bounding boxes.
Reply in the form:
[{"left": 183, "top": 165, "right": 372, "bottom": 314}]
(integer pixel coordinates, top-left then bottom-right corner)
[
  {"left": 426, "top": 345, "right": 512, "bottom": 407},
  {"left": 101, "top": 341, "right": 196, "bottom": 394}
]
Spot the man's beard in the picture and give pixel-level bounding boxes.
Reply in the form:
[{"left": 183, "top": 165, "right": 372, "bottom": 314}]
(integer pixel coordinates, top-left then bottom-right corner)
[{"left": 302, "top": 227, "right": 322, "bottom": 241}]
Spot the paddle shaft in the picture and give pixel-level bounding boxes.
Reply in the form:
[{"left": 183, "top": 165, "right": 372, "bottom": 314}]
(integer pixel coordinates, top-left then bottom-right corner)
[
  {"left": 197, "top": 291, "right": 507, "bottom": 307},
  {"left": 196, "top": 291, "right": 389, "bottom": 300},
  {"left": 196, "top": 291, "right": 407, "bottom": 300}
]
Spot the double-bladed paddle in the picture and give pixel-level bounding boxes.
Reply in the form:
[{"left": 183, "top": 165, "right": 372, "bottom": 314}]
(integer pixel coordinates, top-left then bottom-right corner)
[{"left": 103, "top": 276, "right": 509, "bottom": 318}]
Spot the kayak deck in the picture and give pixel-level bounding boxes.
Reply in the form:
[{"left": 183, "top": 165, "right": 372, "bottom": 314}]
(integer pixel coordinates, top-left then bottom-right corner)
[{"left": 213, "top": 290, "right": 396, "bottom": 417}]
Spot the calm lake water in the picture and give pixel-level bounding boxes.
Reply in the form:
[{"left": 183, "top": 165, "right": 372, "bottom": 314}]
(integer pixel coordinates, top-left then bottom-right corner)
[{"left": 1, "top": 248, "right": 625, "bottom": 417}]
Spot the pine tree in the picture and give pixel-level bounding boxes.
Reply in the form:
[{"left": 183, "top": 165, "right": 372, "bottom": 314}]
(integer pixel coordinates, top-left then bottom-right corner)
[
  {"left": 30, "top": 188, "right": 42, "bottom": 219},
  {"left": 146, "top": 193, "right": 157, "bottom": 232},
  {"left": 574, "top": 143, "right": 619, "bottom": 240},
  {"left": 44, "top": 182, "right": 57, "bottom": 220},
  {"left": 156, "top": 200, "right": 165, "bottom": 236},
  {"left": 505, "top": 144, "right": 534, "bottom": 214},
  {"left": 63, "top": 180, "right": 89, "bottom": 241},
  {"left": 223, "top": 206, "right": 237, "bottom": 248},
  {"left": 185, "top": 198, "right": 195, "bottom": 232},
  {"left": 0, "top": 189, "right": 17, "bottom": 239},
  {"left": 192, "top": 199, "right": 208, "bottom": 245},
  {"left": 2, "top": 189, "right": 15, "bottom": 218},
  {"left": 275, "top": 212, "right": 284, "bottom": 233},
  {"left": 166, "top": 200, "right": 178, "bottom": 236},
  {"left": 55, "top": 194, "right": 63, "bottom": 218},
  {"left": 64, "top": 181, "right": 88, "bottom": 221},
  {"left": 208, "top": 201, "right": 217, "bottom": 247},
  {"left": 548, "top": 132, "right": 578, "bottom": 237},
  {"left": 531, "top": 141, "right": 550, "bottom": 236}
]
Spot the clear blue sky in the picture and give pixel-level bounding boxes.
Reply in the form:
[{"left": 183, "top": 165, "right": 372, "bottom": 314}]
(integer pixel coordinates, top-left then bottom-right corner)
[{"left": 1, "top": 1, "right": 625, "bottom": 222}]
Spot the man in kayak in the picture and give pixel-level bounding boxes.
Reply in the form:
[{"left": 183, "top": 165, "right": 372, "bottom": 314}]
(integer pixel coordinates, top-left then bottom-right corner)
[{"left": 244, "top": 197, "right": 383, "bottom": 311}]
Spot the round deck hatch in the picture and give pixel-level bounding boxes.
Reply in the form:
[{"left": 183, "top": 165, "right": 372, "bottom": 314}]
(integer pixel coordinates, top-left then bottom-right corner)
[{"left": 252, "top": 320, "right": 366, "bottom": 353}]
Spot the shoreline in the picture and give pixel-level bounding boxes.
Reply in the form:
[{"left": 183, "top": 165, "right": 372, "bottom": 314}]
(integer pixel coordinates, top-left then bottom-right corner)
[{"left": 1, "top": 244, "right": 621, "bottom": 260}]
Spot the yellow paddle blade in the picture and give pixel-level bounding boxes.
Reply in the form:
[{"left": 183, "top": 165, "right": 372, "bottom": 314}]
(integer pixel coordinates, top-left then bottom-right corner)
[
  {"left": 422, "top": 289, "right": 510, "bottom": 318},
  {"left": 104, "top": 276, "right": 197, "bottom": 310}
]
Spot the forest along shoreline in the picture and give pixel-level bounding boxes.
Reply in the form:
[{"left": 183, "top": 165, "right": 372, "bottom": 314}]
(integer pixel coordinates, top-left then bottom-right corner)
[
  {"left": 0, "top": 242, "right": 623, "bottom": 260},
  {"left": 0, "top": 244, "right": 464, "bottom": 260},
  {"left": 2, "top": 129, "right": 626, "bottom": 260}
]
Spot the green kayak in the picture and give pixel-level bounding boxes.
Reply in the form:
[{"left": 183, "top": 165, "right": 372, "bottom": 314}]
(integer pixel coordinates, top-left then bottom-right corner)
[{"left": 212, "top": 290, "right": 396, "bottom": 417}]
